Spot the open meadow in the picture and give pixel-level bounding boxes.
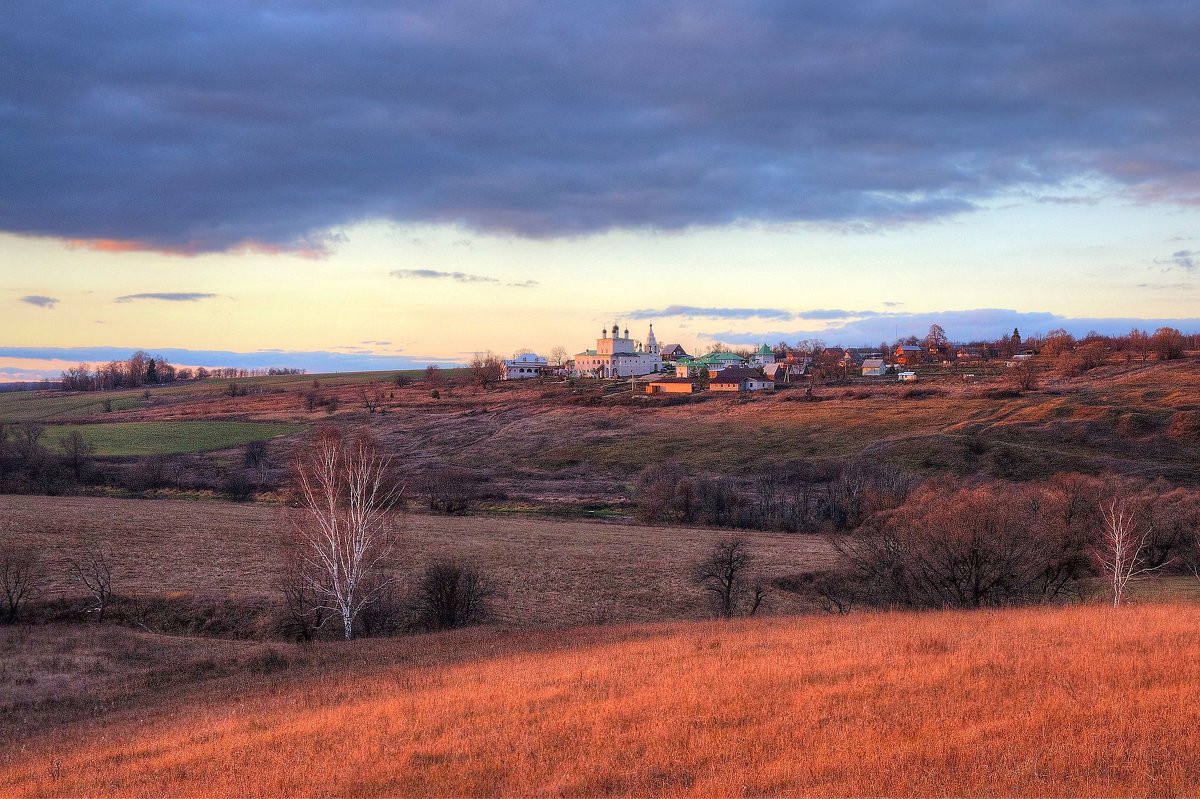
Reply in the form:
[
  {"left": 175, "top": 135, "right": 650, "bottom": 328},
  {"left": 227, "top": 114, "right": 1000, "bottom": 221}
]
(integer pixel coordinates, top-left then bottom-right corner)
[
  {"left": 4, "top": 605, "right": 1200, "bottom": 797},
  {"left": 0, "top": 494, "right": 835, "bottom": 631},
  {"left": 4, "top": 360, "right": 1200, "bottom": 798}
]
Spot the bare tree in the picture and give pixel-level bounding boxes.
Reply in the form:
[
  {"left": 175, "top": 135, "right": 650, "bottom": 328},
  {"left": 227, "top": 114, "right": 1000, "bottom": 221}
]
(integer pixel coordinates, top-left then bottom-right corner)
[
  {"left": 276, "top": 572, "right": 331, "bottom": 642},
  {"left": 1, "top": 547, "right": 44, "bottom": 623},
  {"left": 468, "top": 351, "right": 503, "bottom": 389},
  {"left": 1152, "top": 326, "right": 1186, "bottom": 361},
  {"left": 59, "top": 430, "right": 94, "bottom": 483},
  {"left": 549, "top": 346, "right": 568, "bottom": 367},
  {"left": 424, "top": 364, "right": 444, "bottom": 387},
  {"left": 67, "top": 545, "right": 114, "bottom": 622},
  {"left": 287, "top": 428, "right": 404, "bottom": 640},
  {"left": 693, "top": 538, "right": 764, "bottom": 618},
  {"left": 1008, "top": 360, "right": 1039, "bottom": 392},
  {"left": 358, "top": 386, "right": 384, "bottom": 414},
  {"left": 244, "top": 440, "right": 269, "bottom": 490},
  {"left": 1093, "top": 496, "right": 1169, "bottom": 606},
  {"left": 923, "top": 323, "right": 949, "bottom": 350}
]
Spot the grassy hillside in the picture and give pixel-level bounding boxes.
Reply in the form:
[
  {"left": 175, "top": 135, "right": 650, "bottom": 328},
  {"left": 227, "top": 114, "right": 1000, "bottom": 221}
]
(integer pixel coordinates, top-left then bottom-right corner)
[
  {"left": 0, "top": 368, "right": 459, "bottom": 423},
  {"left": 4, "top": 605, "right": 1200, "bottom": 797},
  {"left": 41, "top": 420, "right": 301, "bottom": 456}
]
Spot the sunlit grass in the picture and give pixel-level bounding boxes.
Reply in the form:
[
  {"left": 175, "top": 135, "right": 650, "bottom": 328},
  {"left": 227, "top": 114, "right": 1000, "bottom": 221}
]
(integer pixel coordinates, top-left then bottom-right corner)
[{"left": 5, "top": 605, "right": 1200, "bottom": 797}]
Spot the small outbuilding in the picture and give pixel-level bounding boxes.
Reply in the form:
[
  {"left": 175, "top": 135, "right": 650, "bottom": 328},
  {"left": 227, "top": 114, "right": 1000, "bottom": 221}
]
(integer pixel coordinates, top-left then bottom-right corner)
[
  {"left": 862, "top": 358, "right": 888, "bottom": 377},
  {"left": 645, "top": 377, "right": 695, "bottom": 394}
]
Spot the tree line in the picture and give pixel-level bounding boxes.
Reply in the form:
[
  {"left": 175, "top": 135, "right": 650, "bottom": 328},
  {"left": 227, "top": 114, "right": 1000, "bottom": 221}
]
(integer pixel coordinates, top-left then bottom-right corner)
[{"left": 60, "top": 351, "right": 304, "bottom": 391}]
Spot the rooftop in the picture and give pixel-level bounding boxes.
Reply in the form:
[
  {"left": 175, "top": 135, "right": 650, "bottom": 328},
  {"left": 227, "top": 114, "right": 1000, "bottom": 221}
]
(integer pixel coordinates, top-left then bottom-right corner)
[{"left": 711, "top": 366, "right": 768, "bottom": 383}]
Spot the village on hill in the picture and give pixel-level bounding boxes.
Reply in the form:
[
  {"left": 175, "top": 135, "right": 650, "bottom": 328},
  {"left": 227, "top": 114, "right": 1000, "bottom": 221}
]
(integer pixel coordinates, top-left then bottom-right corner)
[{"left": 497, "top": 320, "right": 1163, "bottom": 393}]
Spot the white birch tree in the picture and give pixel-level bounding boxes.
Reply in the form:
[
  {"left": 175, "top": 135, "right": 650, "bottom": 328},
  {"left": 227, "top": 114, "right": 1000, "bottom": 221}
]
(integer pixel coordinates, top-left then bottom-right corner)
[
  {"left": 1093, "top": 496, "right": 1168, "bottom": 606},
  {"left": 288, "top": 429, "right": 403, "bottom": 640}
]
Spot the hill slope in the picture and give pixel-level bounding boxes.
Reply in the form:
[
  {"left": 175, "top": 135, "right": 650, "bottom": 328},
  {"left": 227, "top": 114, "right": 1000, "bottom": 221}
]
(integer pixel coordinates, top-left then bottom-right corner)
[{"left": 5, "top": 605, "right": 1200, "bottom": 797}]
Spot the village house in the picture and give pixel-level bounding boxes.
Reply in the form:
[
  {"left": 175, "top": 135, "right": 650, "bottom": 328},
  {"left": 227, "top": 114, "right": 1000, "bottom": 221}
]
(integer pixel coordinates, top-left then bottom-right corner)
[
  {"left": 898, "top": 371, "right": 918, "bottom": 382},
  {"left": 862, "top": 358, "right": 888, "bottom": 377},
  {"left": 763, "top": 361, "right": 805, "bottom": 384},
  {"left": 710, "top": 366, "right": 773, "bottom": 392},
  {"left": 673, "top": 351, "right": 744, "bottom": 378},
  {"left": 697, "top": 351, "right": 745, "bottom": 376},
  {"left": 501, "top": 352, "right": 548, "bottom": 380},
  {"left": 894, "top": 344, "right": 926, "bottom": 365},
  {"left": 659, "top": 343, "right": 691, "bottom": 362},
  {"left": 572, "top": 321, "right": 662, "bottom": 378}
]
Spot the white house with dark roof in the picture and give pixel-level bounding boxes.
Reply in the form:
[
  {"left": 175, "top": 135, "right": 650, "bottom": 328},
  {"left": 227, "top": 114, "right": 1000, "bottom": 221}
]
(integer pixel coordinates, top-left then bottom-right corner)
[
  {"left": 710, "top": 366, "right": 773, "bottom": 392},
  {"left": 502, "top": 352, "right": 548, "bottom": 379}
]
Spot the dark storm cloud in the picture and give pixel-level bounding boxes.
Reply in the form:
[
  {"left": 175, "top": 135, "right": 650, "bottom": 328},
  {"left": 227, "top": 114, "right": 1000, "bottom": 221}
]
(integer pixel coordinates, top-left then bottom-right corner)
[
  {"left": 114, "top": 292, "right": 217, "bottom": 303},
  {"left": 3, "top": 1, "right": 1199, "bottom": 253},
  {"left": 20, "top": 295, "right": 58, "bottom": 309}
]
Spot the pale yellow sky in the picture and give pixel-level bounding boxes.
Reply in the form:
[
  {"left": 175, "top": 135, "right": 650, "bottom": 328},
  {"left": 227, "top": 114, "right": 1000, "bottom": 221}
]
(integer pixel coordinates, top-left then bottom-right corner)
[{"left": 3, "top": 189, "right": 1198, "bottom": 378}]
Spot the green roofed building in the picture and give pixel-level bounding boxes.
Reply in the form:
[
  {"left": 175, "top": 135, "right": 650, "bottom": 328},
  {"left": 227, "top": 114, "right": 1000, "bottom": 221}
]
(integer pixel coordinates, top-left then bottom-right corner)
[{"left": 751, "top": 344, "right": 776, "bottom": 366}]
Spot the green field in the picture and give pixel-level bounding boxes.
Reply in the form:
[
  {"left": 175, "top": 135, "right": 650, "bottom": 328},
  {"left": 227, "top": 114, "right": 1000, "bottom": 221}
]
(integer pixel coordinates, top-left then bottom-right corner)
[
  {"left": 44, "top": 421, "right": 303, "bottom": 456},
  {"left": 0, "top": 390, "right": 146, "bottom": 421}
]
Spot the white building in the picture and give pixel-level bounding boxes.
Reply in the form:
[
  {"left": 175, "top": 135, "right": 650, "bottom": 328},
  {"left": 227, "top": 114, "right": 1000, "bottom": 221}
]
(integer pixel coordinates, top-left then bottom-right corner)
[
  {"left": 749, "top": 344, "right": 776, "bottom": 366},
  {"left": 573, "top": 320, "right": 663, "bottom": 378},
  {"left": 862, "top": 358, "right": 888, "bottom": 377},
  {"left": 502, "top": 353, "right": 548, "bottom": 380}
]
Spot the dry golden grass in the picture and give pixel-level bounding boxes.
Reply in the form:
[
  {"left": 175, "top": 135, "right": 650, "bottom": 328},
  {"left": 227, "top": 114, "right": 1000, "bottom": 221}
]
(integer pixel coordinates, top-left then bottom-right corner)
[
  {"left": 5, "top": 605, "right": 1200, "bottom": 797},
  {"left": 0, "top": 495, "right": 835, "bottom": 627}
]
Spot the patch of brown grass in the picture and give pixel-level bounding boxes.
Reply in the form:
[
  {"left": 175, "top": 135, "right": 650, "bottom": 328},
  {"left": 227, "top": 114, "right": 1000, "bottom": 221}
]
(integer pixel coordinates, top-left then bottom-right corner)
[
  {"left": 5, "top": 605, "right": 1200, "bottom": 796},
  {"left": 0, "top": 495, "right": 835, "bottom": 629}
]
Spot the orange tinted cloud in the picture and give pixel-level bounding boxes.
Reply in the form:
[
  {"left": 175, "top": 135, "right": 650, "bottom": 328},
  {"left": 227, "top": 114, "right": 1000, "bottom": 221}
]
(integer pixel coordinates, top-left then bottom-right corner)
[{"left": 64, "top": 238, "right": 333, "bottom": 258}]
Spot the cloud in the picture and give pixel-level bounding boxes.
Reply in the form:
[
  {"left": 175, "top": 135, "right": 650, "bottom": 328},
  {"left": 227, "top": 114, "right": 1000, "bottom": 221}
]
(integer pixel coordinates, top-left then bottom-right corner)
[
  {"left": 3, "top": 2, "right": 1200, "bottom": 253},
  {"left": 626, "top": 305, "right": 885, "bottom": 322},
  {"left": 704, "top": 309, "right": 1200, "bottom": 346},
  {"left": 390, "top": 269, "right": 498, "bottom": 284},
  {"left": 793, "top": 309, "right": 880, "bottom": 321},
  {"left": 0, "top": 345, "right": 462, "bottom": 375},
  {"left": 626, "top": 305, "right": 798, "bottom": 321},
  {"left": 1156, "top": 250, "right": 1197, "bottom": 272},
  {"left": 506, "top": 280, "right": 539, "bottom": 289},
  {"left": 114, "top": 292, "right": 218, "bottom": 303},
  {"left": 20, "top": 294, "right": 58, "bottom": 309}
]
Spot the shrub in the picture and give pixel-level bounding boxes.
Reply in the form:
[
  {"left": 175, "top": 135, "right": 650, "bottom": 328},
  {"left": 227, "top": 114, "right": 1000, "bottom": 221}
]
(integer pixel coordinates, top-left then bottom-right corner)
[
  {"left": 413, "top": 559, "right": 492, "bottom": 631},
  {"left": 419, "top": 466, "right": 480, "bottom": 514},
  {"left": 221, "top": 469, "right": 256, "bottom": 501}
]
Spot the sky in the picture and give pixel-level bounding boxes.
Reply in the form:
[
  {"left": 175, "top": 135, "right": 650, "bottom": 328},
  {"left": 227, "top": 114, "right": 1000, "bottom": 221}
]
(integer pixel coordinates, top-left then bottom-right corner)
[{"left": 3, "top": 1, "right": 1199, "bottom": 380}]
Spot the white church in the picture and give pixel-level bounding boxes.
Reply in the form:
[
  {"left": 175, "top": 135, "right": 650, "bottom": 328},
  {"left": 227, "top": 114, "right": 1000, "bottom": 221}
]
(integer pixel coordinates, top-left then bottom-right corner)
[{"left": 572, "top": 320, "right": 663, "bottom": 378}]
